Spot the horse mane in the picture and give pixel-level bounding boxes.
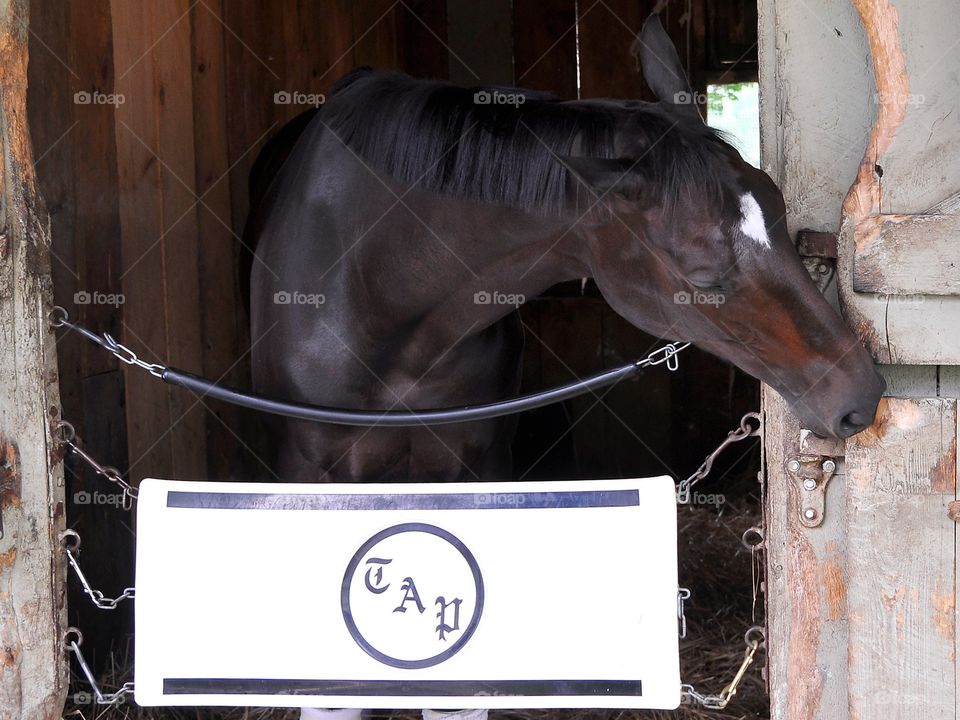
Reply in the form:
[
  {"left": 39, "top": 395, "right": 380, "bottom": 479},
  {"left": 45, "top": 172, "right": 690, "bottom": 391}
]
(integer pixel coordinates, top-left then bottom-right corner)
[{"left": 321, "top": 69, "right": 732, "bottom": 215}]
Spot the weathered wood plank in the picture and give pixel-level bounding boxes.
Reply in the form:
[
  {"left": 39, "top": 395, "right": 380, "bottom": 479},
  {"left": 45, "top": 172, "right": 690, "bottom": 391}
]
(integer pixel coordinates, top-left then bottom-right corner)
[
  {"left": 110, "top": 0, "right": 175, "bottom": 479},
  {"left": 191, "top": 0, "right": 253, "bottom": 481},
  {"left": 763, "top": 387, "right": 851, "bottom": 720},
  {"left": 111, "top": 0, "right": 207, "bottom": 480},
  {"left": 854, "top": 214, "right": 960, "bottom": 295},
  {"left": 835, "top": 0, "right": 960, "bottom": 365},
  {"left": 0, "top": 1, "right": 69, "bottom": 717},
  {"left": 846, "top": 397, "right": 957, "bottom": 719}
]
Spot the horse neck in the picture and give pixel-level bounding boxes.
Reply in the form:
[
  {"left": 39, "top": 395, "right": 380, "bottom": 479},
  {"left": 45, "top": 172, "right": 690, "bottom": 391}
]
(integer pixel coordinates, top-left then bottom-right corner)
[{"left": 352, "top": 193, "right": 590, "bottom": 355}]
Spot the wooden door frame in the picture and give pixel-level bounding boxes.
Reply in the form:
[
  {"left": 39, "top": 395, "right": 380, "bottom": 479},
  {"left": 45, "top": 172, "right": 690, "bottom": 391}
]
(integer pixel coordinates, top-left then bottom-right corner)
[{"left": 0, "top": 0, "right": 69, "bottom": 718}]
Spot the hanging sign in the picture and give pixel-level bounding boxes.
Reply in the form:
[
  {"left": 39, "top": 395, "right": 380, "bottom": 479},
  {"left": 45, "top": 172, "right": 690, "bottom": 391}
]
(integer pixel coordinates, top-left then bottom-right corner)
[{"left": 134, "top": 477, "right": 681, "bottom": 709}]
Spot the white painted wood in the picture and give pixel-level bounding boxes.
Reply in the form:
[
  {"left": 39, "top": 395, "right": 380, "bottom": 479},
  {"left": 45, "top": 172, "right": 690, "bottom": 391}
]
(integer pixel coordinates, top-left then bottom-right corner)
[
  {"left": 762, "top": 388, "right": 853, "bottom": 720},
  {"left": 846, "top": 398, "right": 957, "bottom": 719},
  {"left": 835, "top": 0, "right": 960, "bottom": 365},
  {"left": 854, "top": 214, "right": 960, "bottom": 295},
  {"left": 0, "top": 1, "right": 69, "bottom": 717}
]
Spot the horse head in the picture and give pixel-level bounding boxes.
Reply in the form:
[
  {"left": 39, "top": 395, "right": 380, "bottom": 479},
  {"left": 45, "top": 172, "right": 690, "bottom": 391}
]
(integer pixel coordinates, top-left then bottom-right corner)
[{"left": 565, "top": 15, "right": 884, "bottom": 438}]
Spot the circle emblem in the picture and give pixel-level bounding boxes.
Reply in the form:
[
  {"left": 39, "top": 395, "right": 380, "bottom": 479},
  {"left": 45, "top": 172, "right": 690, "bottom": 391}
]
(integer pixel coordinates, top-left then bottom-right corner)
[{"left": 341, "top": 523, "right": 484, "bottom": 669}]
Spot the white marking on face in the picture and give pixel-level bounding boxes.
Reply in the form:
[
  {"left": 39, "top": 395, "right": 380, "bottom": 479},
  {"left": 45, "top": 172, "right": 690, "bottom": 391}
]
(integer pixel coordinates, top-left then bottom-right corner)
[{"left": 738, "top": 192, "right": 771, "bottom": 249}]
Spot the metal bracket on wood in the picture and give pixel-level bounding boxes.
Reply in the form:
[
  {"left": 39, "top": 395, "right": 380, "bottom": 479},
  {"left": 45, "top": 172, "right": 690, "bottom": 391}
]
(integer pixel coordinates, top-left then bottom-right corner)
[
  {"left": 797, "top": 229, "right": 838, "bottom": 292},
  {"left": 785, "top": 454, "right": 837, "bottom": 528}
]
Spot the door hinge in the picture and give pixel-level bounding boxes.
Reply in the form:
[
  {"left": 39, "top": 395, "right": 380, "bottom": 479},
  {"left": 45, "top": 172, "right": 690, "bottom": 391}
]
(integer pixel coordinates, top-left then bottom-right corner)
[{"left": 785, "top": 454, "right": 837, "bottom": 528}]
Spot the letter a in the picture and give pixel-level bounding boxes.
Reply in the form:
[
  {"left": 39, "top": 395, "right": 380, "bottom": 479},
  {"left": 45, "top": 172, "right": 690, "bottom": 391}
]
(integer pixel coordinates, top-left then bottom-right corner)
[{"left": 393, "top": 577, "right": 426, "bottom": 614}]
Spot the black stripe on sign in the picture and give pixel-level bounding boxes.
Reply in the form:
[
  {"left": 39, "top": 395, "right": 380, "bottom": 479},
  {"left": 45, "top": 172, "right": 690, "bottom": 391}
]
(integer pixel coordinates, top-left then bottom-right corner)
[
  {"left": 162, "top": 678, "right": 642, "bottom": 697},
  {"left": 165, "top": 489, "right": 640, "bottom": 511}
]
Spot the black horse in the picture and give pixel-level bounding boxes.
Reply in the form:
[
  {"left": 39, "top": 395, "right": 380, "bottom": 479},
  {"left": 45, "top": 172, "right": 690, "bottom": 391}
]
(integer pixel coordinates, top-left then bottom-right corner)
[{"left": 245, "top": 16, "right": 884, "bottom": 484}]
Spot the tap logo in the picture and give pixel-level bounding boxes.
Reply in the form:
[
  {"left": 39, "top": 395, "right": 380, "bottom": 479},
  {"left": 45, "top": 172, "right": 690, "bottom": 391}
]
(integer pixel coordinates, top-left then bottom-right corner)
[{"left": 341, "top": 523, "right": 484, "bottom": 669}]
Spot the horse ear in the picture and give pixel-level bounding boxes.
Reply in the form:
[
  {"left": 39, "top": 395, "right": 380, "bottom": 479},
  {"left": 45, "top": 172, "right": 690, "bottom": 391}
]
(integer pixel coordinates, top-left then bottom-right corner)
[
  {"left": 634, "top": 14, "right": 700, "bottom": 119},
  {"left": 561, "top": 156, "right": 644, "bottom": 199}
]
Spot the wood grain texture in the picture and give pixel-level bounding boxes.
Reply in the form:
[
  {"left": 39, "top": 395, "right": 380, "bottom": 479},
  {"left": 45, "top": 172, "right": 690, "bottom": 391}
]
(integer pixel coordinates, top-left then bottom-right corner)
[
  {"left": 836, "top": 0, "right": 960, "bottom": 365},
  {"left": 111, "top": 0, "right": 207, "bottom": 480},
  {"left": 846, "top": 397, "right": 957, "bottom": 719},
  {"left": 854, "top": 214, "right": 960, "bottom": 295},
  {"left": 0, "top": 0, "right": 69, "bottom": 716},
  {"left": 763, "top": 387, "right": 850, "bottom": 720}
]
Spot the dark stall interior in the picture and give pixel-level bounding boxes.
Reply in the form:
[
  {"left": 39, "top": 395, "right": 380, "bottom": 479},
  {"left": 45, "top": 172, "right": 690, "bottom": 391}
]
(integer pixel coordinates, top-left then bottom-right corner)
[{"left": 27, "top": 1, "right": 765, "bottom": 718}]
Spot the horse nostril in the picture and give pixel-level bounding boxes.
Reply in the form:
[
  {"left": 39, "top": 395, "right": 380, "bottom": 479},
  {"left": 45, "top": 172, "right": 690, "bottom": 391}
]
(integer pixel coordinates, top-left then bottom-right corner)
[{"left": 837, "top": 410, "right": 871, "bottom": 438}]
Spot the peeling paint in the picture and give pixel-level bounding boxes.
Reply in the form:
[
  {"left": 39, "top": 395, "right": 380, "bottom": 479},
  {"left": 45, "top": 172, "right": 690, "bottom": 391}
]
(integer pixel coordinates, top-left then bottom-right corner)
[
  {"left": 929, "top": 434, "right": 956, "bottom": 494},
  {"left": 931, "top": 580, "right": 955, "bottom": 646},
  {"left": 850, "top": 397, "right": 891, "bottom": 449},
  {"left": 822, "top": 545, "right": 847, "bottom": 621},
  {"left": 787, "top": 525, "right": 823, "bottom": 719},
  {"left": 947, "top": 500, "right": 960, "bottom": 522}
]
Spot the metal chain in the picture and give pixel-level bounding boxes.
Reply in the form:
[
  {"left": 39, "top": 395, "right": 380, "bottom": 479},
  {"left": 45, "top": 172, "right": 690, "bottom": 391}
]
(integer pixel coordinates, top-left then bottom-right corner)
[
  {"left": 64, "top": 628, "right": 135, "bottom": 705},
  {"left": 60, "top": 530, "right": 135, "bottom": 610},
  {"left": 53, "top": 418, "right": 138, "bottom": 509},
  {"left": 49, "top": 306, "right": 164, "bottom": 377},
  {"left": 678, "top": 411, "right": 766, "bottom": 710},
  {"left": 640, "top": 341, "right": 691, "bottom": 371},
  {"left": 676, "top": 411, "right": 761, "bottom": 504}
]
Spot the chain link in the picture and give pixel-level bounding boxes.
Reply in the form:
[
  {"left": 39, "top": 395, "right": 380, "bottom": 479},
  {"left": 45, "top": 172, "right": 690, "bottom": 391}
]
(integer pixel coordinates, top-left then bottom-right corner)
[
  {"left": 639, "top": 341, "right": 691, "bottom": 371},
  {"left": 678, "top": 412, "right": 765, "bottom": 709},
  {"left": 676, "top": 411, "right": 761, "bottom": 504},
  {"left": 64, "top": 628, "right": 135, "bottom": 705},
  {"left": 49, "top": 306, "right": 164, "bottom": 377},
  {"left": 53, "top": 418, "right": 138, "bottom": 509},
  {"left": 60, "top": 530, "right": 135, "bottom": 610}
]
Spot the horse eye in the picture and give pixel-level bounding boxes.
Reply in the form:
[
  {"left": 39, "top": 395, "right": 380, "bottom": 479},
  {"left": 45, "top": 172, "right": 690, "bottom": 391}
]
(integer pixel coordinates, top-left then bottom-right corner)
[{"left": 687, "top": 276, "right": 726, "bottom": 291}]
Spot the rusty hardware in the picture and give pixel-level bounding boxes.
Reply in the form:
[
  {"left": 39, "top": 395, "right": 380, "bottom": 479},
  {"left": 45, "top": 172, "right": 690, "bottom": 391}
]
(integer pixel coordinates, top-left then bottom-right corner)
[
  {"left": 796, "top": 229, "right": 838, "bottom": 259},
  {"left": 785, "top": 454, "right": 838, "bottom": 528},
  {"left": 797, "top": 229, "right": 838, "bottom": 291}
]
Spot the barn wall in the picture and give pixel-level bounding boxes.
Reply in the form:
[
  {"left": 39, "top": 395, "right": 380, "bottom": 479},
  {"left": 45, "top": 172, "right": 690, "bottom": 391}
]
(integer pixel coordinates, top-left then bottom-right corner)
[{"left": 26, "top": 0, "right": 449, "bottom": 674}]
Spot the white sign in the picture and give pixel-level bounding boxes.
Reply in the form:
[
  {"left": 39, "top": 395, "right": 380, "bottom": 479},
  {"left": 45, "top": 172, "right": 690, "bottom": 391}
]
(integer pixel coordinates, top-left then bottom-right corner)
[{"left": 134, "top": 477, "right": 681, "bottom": 709}]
